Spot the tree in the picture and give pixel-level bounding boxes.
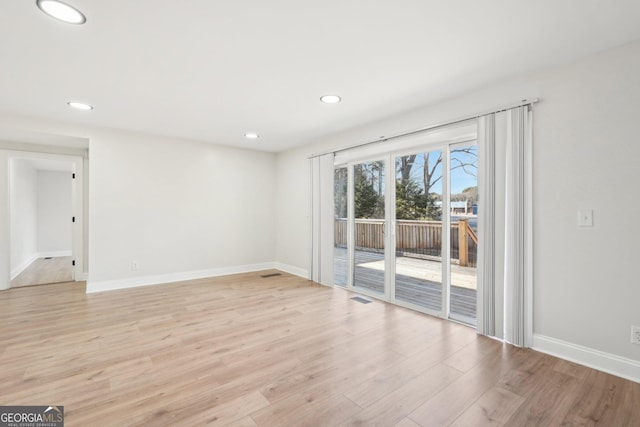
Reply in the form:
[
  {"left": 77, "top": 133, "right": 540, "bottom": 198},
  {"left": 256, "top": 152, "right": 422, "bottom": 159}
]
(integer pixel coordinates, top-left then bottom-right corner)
[
  {"left": 396, "top": 179, "right": 426, "bottom": 220},
  {"left": 424, "top": 193, "right": 442, "bottom": 220},
  {"left": 354, "top": 163, "right": 383, "bottom": 218},
  {"left": 334, "top": 168, "right": 348, "bottom": 218},
  {"left": 398, "top": 154, "right": 416, "bottom": 182},
  {"left": 394, "top": 178, "right": 442, "bottom": 220},
  {"left": 396, "top": 148, "right": 477, "bottom": 198},
  {"left": 354, "top": 176, "right": 378, "bottom": 218},
  {"left": 462, "top": 186, "right": 478, "bottom": 203},
  {"left": 422, "top": 147, "right": 477, "bottom": 197}
]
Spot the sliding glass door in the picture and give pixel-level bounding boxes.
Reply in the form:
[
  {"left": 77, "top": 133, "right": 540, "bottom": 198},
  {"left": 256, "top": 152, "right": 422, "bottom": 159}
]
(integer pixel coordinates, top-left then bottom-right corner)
[{"left": 332, "top": 136, "right": 478, "bottom": 326}]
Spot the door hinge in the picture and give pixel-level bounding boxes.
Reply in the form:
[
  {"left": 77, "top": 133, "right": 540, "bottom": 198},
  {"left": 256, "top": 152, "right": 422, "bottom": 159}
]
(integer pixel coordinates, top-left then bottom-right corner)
[
  {"left": 72, "top": 216, "right": 75, "bottom": 223},
  {"left": 72, "top": 260, "right": 76, "bottom": 266},
  {"left": 72, "top": 173, "right": 76, "bottom": 179}
]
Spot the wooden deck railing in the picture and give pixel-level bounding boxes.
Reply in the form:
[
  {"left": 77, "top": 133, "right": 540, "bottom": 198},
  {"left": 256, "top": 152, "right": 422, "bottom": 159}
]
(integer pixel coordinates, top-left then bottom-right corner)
[{"left": 334, "top": 218, "right": 477, "bottom": 267}]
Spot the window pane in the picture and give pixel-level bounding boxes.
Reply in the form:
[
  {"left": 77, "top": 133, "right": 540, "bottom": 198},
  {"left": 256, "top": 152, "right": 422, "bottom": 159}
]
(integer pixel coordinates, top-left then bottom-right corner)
[
  {"left": 449, "top": 144, "right": 478, "bottom": 324},
  {"left": 333, "top": 167, "right": 348, "bottom": 287},
  {"left": 353, "top": 161, "right": 385, "bottom": 294},
  {"left": 394, "top": 151, "right": 443, "bottom": 311}
]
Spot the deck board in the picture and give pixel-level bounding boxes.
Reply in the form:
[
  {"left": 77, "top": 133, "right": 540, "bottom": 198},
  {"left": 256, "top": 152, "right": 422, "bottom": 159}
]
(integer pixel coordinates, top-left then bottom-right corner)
[{"left": 333, "top": 248, "right": 476, "bottom": 320}]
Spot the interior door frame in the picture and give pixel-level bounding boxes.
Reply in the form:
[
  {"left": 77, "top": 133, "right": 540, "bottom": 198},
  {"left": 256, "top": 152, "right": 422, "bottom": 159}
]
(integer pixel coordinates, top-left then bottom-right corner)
[{"left": 1, "top": 150, "right": 85, "bottom": 289}]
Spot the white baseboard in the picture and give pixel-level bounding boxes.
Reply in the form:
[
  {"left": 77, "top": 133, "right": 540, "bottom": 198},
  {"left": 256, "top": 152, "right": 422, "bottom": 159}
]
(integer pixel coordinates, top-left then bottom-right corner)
[
  {"left": 272, "top": 262, "right": 309, "bottom": 279},
  {"left": 86, "top": 262, "right": 276, "bottom": 293},
  {"left": 533, "top": 334, "right": 640, "bottom": 384},
  {"left": 38, "top": 250, "right": 72, "bottom": 258},
  {"left": 10, "top": 254, "right": 39, "bottom": 280},
  {"left": 86, "top": 262, "right": 310, "bottom": 294}
]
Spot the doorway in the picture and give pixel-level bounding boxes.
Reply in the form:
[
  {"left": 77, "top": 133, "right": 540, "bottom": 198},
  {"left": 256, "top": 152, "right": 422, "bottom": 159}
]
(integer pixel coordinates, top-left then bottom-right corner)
[{"left": 8, "top": 155, "right": 81, "bottom": 288}]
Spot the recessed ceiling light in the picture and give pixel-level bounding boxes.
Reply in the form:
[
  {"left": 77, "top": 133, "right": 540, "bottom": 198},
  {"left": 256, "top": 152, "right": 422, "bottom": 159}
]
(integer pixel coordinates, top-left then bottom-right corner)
[
  {"left": 67, "top": 101, "right": 93, "bottom": 110},
  {"left": 244, "top": 133, "right": 259, "bottom": 139},
  {"left": 37, "top": 0, "right": 86, "bottom": 25},
  {"left": 320, "top": 95, "right": 341, "bottom": 104}
]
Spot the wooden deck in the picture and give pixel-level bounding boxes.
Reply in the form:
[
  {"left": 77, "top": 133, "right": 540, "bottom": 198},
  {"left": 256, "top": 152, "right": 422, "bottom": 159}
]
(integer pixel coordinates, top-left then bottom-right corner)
[{"left": 334, "top": 248, "right": 477, "bottom": 320}]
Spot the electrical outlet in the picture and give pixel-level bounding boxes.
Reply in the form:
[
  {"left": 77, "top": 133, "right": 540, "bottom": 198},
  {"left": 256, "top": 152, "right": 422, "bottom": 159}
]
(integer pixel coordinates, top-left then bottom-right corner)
[
  {"left": 631, "top": 326, "right": 640, "bottom": 345},
  {"left": 131, "top": 261, "right": 138, "bottom": 271}
]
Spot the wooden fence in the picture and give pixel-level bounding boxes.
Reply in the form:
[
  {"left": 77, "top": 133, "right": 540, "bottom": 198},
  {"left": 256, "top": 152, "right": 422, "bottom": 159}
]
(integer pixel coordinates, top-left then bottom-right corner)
[{"left": 334, "top": 218, "right": 477, "bottom": 267}]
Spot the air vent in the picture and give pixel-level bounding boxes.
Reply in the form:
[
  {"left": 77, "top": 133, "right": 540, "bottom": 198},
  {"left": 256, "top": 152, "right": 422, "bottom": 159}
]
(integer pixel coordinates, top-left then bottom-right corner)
[
  {"left": 351, "top": 296, "right": 372, "bottom": 304},
  {"left": 260, "top": 273, "right": 282, "bottom": 278}
]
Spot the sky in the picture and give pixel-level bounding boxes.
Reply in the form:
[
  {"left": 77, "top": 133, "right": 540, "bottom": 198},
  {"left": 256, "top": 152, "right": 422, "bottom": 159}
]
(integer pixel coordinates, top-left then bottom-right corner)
[{"left": 400, "top": 145, "right": 477, "bottom": 195}]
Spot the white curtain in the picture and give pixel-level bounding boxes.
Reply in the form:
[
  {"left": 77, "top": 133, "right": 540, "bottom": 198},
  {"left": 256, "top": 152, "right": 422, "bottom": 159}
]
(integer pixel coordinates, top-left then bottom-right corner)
[
  {"left": 309, "top": 153, "right": 335, "bottom": 285},
  {"left": 477, "top": 105, "right": 533, "bottom": 347}
]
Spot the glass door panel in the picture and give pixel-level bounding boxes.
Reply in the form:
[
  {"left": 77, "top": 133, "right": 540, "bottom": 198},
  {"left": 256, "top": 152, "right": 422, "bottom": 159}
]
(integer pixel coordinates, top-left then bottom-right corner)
[
  {"left": 449, "top": 144, "right": 478, "bottom": 324},
  {"left": 333, "top": 167, "right": 348, "bottom": 287},
  {"left": 353, "top": 160, "right": 385, "bottom": 295},
  {"left": 394, "top": 151, "right": 443, "bottom": 311}
]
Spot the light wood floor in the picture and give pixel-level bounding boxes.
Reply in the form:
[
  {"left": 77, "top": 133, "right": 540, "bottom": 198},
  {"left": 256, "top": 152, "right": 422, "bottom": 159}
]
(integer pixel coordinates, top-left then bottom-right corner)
[
  {"left": 10, "top": 256, "right": 73, "bottom": 288},
  {"left": 0, "top": 271, "right": 638, "bottom": 426}
]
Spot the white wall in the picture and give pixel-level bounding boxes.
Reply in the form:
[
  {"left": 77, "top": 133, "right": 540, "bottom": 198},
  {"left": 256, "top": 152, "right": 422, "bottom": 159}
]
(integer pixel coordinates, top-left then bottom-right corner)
[
  {"left": 531, "top": 41, "right": 640, "bottom": 375},
  {"left": 0, "top": 151, "right": 9, "bottom": 289},
  {"left": 275, "top": 148, "right": 312, "bottom": 275},
  {"left": 275, "top": 40, "right": 640, "bottom": 378},
  {"left": 0, "top": 114, "right": 277, "bottom": 291},
  {"left": 37, "top": 170, "right": 72, "bottom": 255},
  {"left": 86, "top": 129, "right": 277, "bottom": 290},
  {"left": 9, "top": 159, "right": 38, "bottom": 277}
]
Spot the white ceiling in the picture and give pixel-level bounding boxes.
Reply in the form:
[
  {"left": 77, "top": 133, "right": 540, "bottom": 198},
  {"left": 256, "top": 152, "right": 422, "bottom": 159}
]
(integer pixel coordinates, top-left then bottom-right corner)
[
  {"left": 0, "top": 128, "right": 89, "bottom": 148},
  {"left": 1, "top": 1, "right": 640, "bottom": 152}
]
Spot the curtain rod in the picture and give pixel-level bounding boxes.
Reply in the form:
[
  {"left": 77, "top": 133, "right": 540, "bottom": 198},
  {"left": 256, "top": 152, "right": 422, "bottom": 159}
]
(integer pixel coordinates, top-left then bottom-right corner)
[{"left": 308, "top": 98, "right": 539, "bottom": 159}]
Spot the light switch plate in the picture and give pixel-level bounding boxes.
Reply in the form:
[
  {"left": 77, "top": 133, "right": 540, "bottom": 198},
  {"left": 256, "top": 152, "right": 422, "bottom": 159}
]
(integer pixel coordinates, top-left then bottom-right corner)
[{"left": 578, "top": 210, "right": 593, "bottom": 227}]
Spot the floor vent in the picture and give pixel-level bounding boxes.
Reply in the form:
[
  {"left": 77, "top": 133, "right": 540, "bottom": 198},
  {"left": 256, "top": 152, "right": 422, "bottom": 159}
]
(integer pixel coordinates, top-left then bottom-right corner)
[
  {"left": 260, "top": 273, "right": 282, "bottom": 278},
  {"left": 351, "top": 296, "right": 373, "bottom": 304}
]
